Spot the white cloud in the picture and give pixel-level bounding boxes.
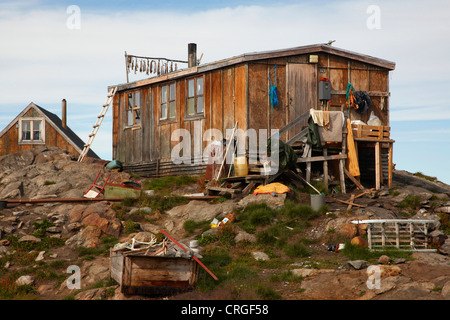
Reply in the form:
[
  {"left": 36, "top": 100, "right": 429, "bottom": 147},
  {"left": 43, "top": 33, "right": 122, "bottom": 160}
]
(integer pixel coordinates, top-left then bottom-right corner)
[{"left": 0, "top": 0, "right": 450, "bottom": 159}]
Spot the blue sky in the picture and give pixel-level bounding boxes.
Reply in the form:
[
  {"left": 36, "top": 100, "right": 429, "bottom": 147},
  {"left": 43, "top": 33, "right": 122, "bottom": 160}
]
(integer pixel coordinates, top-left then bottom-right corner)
[{"left": 0, "top": 0, "right": 449, "bottom": 184}]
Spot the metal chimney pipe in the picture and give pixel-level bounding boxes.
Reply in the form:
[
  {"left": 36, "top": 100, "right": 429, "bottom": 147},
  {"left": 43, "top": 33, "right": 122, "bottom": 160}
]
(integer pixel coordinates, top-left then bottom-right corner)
[
  {"left": 62, "top": 99, "right": 67, "bottom": 129},
  {"left": 188, "top": 43, "right": 197, "bottom": 68}
]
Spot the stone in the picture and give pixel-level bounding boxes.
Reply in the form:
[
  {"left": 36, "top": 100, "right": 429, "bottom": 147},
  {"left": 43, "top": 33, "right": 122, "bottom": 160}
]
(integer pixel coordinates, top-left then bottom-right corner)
[
  {"left": 37, "top": 284, "right": 54, "bottom": 296},
  {"left": 67, "top": 222, "right": 83, "bottom": 232},
  {"left": 252, "top": 251, "right": 269, "bottom": 261},
  {"left": 365, "top": 206, "right": 396, "bottom": 219},
  {"left": 65, "top": 226, "right": 102, "bottom": 248},
  {"left": 75, "top": 287, "right": 109, "bottom": 300},
  {"left": 130, "top": 207, "right": 152, "bottom": 215},
  {"left": 291, "top": 268, "right": 315, "bottom": 277},
  {"left": 351, "top": 236, "right": 368, "bottom": 247},
  {"left": 347, "top": 260, "right": 368, "bottom": 270},
  {"left": 237, "top": 193, "right": 287, "bottom": 210},
  {"left": 13, "top": 210, "right": 29, "bottom": 217},
  {"left": 18, "top": 235, "right": 41, "bottom": 243},
  {"left": 132, "top": 232, "right": 155, "bottom": 243},
  {"left": 378, "top": 255, "right": 392, "bottom": 265},
  {"left": 234, "top": 230, "right": 257, "bottom": 243},
  {"left": 35, "top": 251, "right": 45, "bottom": 262},
  {"left": 393, "top": 258, "right": 406, "bottom": 265},
  {"left": 68, "top": 204, "right": 87, "bottom": 223},
  {"left": 441, "top": 281, "right": 450, "bottom": 298},
  {"left": 16, "top": 275, "right": 34, "bottom": 286},
  {"left": 378, "top": 265, "right": 402, "bottom": 277}
]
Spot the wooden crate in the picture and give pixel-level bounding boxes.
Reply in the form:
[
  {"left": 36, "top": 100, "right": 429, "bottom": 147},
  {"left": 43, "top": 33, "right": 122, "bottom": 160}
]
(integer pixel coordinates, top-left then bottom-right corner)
[
  {"left": 110, "top": 250, "right": 200, "bottom": 296},
  {"left": 352, "top": 124, "right": 391, "bottom": 141}
]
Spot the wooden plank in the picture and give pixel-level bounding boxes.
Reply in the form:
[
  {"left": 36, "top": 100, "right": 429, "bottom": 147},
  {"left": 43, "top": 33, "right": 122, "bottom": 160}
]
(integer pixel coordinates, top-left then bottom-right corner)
[
  {"left": 375, "top": 142, "right": 380, "bottom": 190},
  {"left": 248, "top": 63, "right": 268, "bottom": 132},
  {"left": 344, "top": 168, "right": 365, "bottom": 190},
  {"left": 235, "top": 65, "right": 247, "bottom": 132},
  {"left": 222, "top": 67, "right": 235, "bottom": 134},
  {"left": 297, "top": 154, "right": 347, "bottom": 163},
  {"left": 211, "top": 70, "right": 223, "bottom": 134},
  {"left": 332, "top": 198, "right": 367, "bottom": 208},
  {"left": 279, "top": 112, "right": 309, "bottom": 135},
  {"left": 287, "top": 63, "right": 317, "bottom": 140}
]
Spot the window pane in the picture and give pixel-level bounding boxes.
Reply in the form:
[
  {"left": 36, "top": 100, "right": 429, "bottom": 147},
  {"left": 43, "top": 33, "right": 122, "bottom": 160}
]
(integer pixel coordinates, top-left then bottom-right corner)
[
  {"left": 22, "top": 121, "right": 31, "bottom": 140},
  {"left": 188, "top": 79, "right": 195, "bottom": 97},
  {"left": 33, "top": 120, "right": 41, "bottom": 140},
  {"left": 134, "top": 91, "right": 140, "bottom": 107},
  {"left": 187, "top": 98, "right": 195, "bottom": 115},
  {"left": 128, "top": 94, "right": 133, "bottom": 109},
  {"left": 134, "top": 110, "right": 141, "bottom": 124},
  {"left": 127, "top": 110, "right": 134, "bottom": 126},
  {"left": 197, "top": 96, "right": 203, "bottom": 114},
  {"left": 169, "top": 101, "right": 176, "bottom": 118},
  {"left": 161, "top": 103, "right": 167, "bottom": 119},
  {"left": 169, "top": 83, "right": 176, "bottom": 101},
  {"left": 161, "top": 86, "right": 167, "bottom": 103},
  {"left": 197, "top": 77, "right": 203, "bottom": 95}
]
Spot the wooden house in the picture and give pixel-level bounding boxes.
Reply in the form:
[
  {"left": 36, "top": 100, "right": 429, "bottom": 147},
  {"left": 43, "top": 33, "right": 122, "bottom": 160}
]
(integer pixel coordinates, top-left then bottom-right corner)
[
  {"left": 0, "top": 101, "right": 99, "bottom": 159},
  {"left": 110, "top": 43, "right": 395, "bottom": 189}
]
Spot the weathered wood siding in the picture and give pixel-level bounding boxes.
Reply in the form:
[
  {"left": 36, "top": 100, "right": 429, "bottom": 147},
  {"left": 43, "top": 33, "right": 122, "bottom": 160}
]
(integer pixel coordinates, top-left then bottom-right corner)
[
  {"left": 0, "top": 114, "right": 79, "bottom": 157},
  {"left": 113, "top": 64, "right": 248, "bottom": 176},
  {"left": 112, "top": 50, "right": 391, "bottom": 177}
]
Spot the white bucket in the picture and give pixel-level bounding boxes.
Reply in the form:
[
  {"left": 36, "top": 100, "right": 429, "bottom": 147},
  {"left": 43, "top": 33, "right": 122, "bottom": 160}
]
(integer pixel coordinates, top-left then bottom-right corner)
[{"left": 310, "top": 193, "right": 325, "bottom": 212}]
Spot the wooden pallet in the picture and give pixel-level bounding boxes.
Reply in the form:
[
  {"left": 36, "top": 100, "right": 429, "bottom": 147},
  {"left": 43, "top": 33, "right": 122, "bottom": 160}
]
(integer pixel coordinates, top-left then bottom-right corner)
[{"left": 351, "top": 219, "right": 437, "bottom": 252}]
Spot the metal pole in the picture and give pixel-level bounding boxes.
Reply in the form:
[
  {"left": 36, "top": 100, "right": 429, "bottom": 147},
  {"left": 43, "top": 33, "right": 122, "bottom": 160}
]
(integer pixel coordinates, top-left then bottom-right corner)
[{"left": 125, "top": 51, "right": 129, "bottom": 83}]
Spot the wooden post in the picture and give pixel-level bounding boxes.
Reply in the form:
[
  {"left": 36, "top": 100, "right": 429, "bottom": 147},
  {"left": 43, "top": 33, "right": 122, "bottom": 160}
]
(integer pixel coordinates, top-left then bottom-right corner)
[
  {"left": 375, "top": 142, "right": 381, "bottom": 190},
  {"left": 381, "top": 222, "right": 386, "bottom": 248},
  {"left": 367, "top": 224, "right": 372, "bottom": 250},
  {"left": 423, "top": 223, "right": 428, "bottom": 249},
  {"left": 306, "top": 147, "right": 312, "bottom": 183},
  {"left": 409, "top": 222, "right": 414, "bottom": 250},
  {"left": 395, "top": 222, "right": 400, "bottom": 248},
  {"left": 388, "top": 142, "right": 393, "bottom": 188},
  {"left": 323, "top": 147, "right": 328, "bottom": 190},
  {"left": 125, "top": 51, "right": 129, "bottom": 83}
]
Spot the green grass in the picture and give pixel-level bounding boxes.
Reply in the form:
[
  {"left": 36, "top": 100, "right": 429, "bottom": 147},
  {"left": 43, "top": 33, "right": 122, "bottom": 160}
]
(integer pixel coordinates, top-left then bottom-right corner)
[
  {"left": 269, "top": 270, "right": 304, "bottom": 283},
  {"left": 413, "top": 172, "right": 437, "bottom": 182},
  {"left": 283, "top": 242, "right": 311, "bottom": 258},
  {"left": 143, "top": 175, "right": 199, "bottom": 194},
  {"left": 183, "top": 219, "right": 210, "bottom": 235},
  {"left": 341, "top": 242, "right": 412, "bottom": 262},
  {"left": 397, "top": 196, "right": 422, "bottom": 210}
]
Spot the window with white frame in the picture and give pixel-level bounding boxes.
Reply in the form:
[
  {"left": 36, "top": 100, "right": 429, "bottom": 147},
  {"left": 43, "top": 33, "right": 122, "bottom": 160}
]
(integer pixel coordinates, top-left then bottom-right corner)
[
  {"left": 186, "top": 76, "right": 204, "bottom": 117},
  {"left": 19, "top": 118, "right": 45, "bottom": 143},
  {"left": 127, "top": 91, "right": 141, "bottom": 127},
  {"left": 161, "top": 83, "right": 176, "bottom": 120}
]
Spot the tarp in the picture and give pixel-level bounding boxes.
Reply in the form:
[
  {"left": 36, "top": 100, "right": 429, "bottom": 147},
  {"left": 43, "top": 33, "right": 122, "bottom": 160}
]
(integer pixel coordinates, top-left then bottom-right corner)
[
  {"left": 253, "top": 182, "right": 290, "bottom": 195},
  {"left": 267, "top": 135, "right": 298, "bottom": 172}
]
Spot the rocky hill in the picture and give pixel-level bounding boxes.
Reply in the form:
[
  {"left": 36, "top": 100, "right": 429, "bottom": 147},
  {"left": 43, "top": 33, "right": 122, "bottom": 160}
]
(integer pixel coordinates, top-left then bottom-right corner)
[{"left": 0, "top": 147, "right": 449, "bottom": 300}]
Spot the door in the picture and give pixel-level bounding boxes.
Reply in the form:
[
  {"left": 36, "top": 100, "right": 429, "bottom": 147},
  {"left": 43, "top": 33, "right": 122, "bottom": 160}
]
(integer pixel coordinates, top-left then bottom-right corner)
[{"left": 286, "top": 63, "right": 317, "bottom": 140}]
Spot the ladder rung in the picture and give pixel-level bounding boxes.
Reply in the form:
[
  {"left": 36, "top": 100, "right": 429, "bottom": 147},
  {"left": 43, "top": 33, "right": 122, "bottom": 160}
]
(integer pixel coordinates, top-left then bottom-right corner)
[{"left": 98, "top": 114, "right": 105, "bottom": 118}]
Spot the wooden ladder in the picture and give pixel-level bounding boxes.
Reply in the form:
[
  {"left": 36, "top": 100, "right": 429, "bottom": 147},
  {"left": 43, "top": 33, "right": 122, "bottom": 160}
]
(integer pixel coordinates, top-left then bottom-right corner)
[{"left": 78, "top": 87, "right": 117, "bottom": 162}]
